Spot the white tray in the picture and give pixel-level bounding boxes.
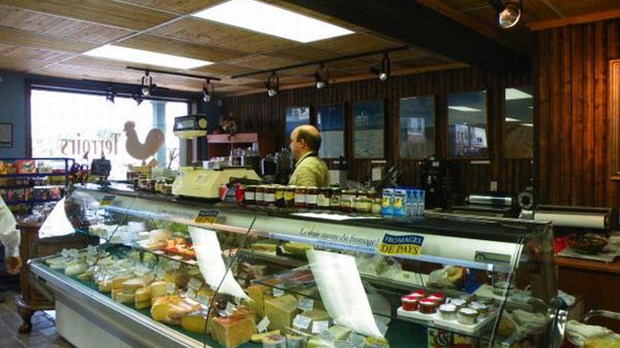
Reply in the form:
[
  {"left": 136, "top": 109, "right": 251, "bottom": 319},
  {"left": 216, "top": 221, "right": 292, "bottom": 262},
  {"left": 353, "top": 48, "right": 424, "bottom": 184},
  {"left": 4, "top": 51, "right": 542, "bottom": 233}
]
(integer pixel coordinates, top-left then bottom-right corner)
[{"left": 397, "top": 306, "right": 497, "bottom": 335}]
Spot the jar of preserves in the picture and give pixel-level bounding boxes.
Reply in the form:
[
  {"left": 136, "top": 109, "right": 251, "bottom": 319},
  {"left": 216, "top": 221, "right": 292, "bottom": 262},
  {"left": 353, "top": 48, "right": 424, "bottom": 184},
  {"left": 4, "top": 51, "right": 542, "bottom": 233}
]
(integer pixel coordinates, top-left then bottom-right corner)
[
  {"left": 294, "top": 186, "right": 307, "bottom": 208},
  {"left": 340, "top": 189, "right": 357, "bottom": 212},
  {"left": 284, "top": 186, "right": 296, "bottom": 208},
  {"left": 305, "top": 186, "right": 319, "bottom": 208},
  {"left": 244, "top": 185, "right": 256, "bottom": 205},
  {"left": 354, "top": 193, "right": 372, "bottom": 213},
  {"left": 255, "top": 185, "right": 266, "bottom": 206},
  {"left": 317, "top": 187, "right": 332, "bottom": 209},
  {"left": 330, "top": 188, "right": 341, "bottom": 210},
  {"left": 264, "top": 185, "right": 276, "bottom": 206},
  {"left": 275, "top": 185, "right": 286, "bottom": 207}
]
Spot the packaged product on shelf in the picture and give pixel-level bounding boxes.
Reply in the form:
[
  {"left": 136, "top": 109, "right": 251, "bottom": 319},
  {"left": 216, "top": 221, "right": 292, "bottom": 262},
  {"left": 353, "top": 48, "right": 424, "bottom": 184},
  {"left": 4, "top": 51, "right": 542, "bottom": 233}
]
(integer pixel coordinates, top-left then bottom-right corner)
[{"left": 15, "top": 159, "right": 36, "bottom": 174}]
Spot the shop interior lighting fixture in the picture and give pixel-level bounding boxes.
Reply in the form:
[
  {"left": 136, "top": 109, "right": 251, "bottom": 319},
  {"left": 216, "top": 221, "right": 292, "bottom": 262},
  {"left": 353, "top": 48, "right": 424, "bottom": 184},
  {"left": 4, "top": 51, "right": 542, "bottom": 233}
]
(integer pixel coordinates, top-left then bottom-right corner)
[
  {"left": 490, "top": 0, "right": 522, "bottom": 29},
  {"left": 140, "top": 71, "right": 155, "bottom": 97},
  {"left": 132, "top": 93, "right": 144, "bottom": 106},
  {"left": 202, "top": 78, "right": 215, "bottom": 103},
  {"left": 84, "top": 45, "right": 212, "bottom": 70},
  {"left": 105, "top": 85, "right": 116, "bottom": 103},
  {"left": 265, "top": 71, "right": 279, "bottom": 97},
  {"left": 370, "top": 52, "right": 391, "bottom": 82},
  {"left": 314, "top": 63, "right": 329, "bottom": 90},
  {"left": 192, "top": 0, "right": 353, "bottom": 43}
]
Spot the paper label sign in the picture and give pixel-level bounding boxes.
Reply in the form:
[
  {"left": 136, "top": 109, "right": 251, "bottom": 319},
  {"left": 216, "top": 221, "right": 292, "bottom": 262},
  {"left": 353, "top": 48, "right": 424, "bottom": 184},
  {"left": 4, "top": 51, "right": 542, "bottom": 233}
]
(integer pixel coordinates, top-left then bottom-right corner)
[
  {"left": 166, "top": 283, "right": 176, "bottom": 294},
  {"left": 188, "top": 277, "right": 202, "bottom": 291},
  {"left": 225, "top": 302, "right": 236, "bottom": 316},
  {"left": 272, "top": 288, "right": 285, "bottom": 297},
  {"left": 194, "top": 209, "right": 219, "bottom": 224},
  {"left": 377, "top": 233, "right": 424, "bottom": 257},
  {"left": 257, "top": 316, "right": 270, "bottom": 333},
  {"left": 312, "top": 320, "right": 329, "bottom": 334},
  {"left": 298, "top": 298, "right": 314, "bottom": 311},
  {"left": 99, "top": 195, "right": 115, "bottom": 206},
  {"left": 293, "top": 314, "right": 312, "bottom": 330},
  {"left": 185, "top": 289, "right": 196, "bottom": 300}
]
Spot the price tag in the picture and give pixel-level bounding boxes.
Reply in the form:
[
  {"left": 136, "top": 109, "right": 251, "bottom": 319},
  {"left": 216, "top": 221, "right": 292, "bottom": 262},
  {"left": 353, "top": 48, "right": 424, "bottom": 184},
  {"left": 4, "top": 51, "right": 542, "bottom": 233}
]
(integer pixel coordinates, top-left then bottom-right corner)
[
  {"left": 170, "top": 255, "right": 183, "bottom": 260},
  {"left": 376, "top": 320, "right": 388, "bottom": 336},
  {"left": 87, "top": 245, "right": 98, "bottom": 256},
  {"left": 257, "top": 316, "right": 270, "bottom": 333},
  {"left": 197, "top": 294, "right": 210, "bottom": 306},
  {"left": 334, "top": 340, "right": 356, "bottom": 348},
  {"left": 154, "top": 266, "right": 164, "bottom": 279},
  {"left": 225, "top": 302, "right": 236, "bottom": 316},
  {"left": 292, "top": 314, "right": 311, "bottom": 330},
  {"left": 347, "top": 333, "right": 364, "bottom": 347},
  {"left": 319, "top": 330, "right": 336, "bottom": 342},
  {"left": 298, "top": 298, "right": 314, "bottom": 311},
  {"left": 312, "top": 320, "right": 329, "bottom": 334},
  {"left": 272, "top": 288, "right": 285, "bottom": 297},
  {"left": 194, "top": 209, "right": 219, "bottom": 224},
  {"left": 186, "top": 260, "right": 198, "bottom": 265},
  {"left": 166, "top": 283, "right": 176, "bottom": 295},
  {"left": 188, "top": 277, "right": 202, "bottom": 291},
  {"left": 99, "top": 195, "right": 116, "bottom": 206},
  {"left": 168, "top": 260, "right": 181, "bottom": 270},
  {"left": 152, "top": 250, "right": 164, "bottom": 255},
  {"left": 185, "top": 289, "right": 196, "bottom": 300}
]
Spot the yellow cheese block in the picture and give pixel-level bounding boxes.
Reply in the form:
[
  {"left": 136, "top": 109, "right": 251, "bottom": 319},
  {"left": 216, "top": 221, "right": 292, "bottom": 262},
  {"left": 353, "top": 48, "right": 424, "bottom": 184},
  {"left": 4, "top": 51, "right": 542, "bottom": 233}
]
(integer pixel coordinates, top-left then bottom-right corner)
[
  {"left": 115, "top": 292, "right": 135, "bottom": 304},
  {"left": 135, "top": 286, "right": 152, "bottom": 303},
  {"left": 307, "top": 325, "right": 352, "bottom": 348},
  {"left": 151, "top": 296, "right": 172, "bottom": 322},
  {"left": 181, "top": 311, "right": 209, "bottom": 334},
  {"left": 135, "top": 300, "right": 151, "bottom": 310},
  {"left": 250, "top": 330, "right": 281, "bottom": 343},
  {"left": 163, "top": 269, "right": 190, "bottom": 288},
  {"left": 264, "top": 294, "right": 298, "bottom": 331},
  {"left": 98, "top": 279, "right": 112, "bottom": 293},
  {"left": 209, "top": 308, "right": 256, "bottom": 348},
  {"left": 112, "top": 275, "right": 133, "bottom": 290},
  {"left": 122, "top": 278, "right": 148, "bottom": 294},
  {"left": 299, "top": 309, "right": 331, "bottom": 334},
  {"left": 247, "top": 284, "right": 270, "bottom": 317},
  {"left": 151, "top": 281, "right": 173, "bottom": 298}
]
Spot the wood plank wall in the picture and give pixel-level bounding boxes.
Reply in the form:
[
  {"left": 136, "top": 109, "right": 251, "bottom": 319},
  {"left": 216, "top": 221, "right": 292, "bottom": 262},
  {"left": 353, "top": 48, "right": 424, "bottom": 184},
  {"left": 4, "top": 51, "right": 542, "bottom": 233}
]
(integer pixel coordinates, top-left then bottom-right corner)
[
  {"left": 221, "top": 67, "right": 532, "bottom": 202},
  {"left": 537, "top": 18, "right": 620, "bottom": 207}
]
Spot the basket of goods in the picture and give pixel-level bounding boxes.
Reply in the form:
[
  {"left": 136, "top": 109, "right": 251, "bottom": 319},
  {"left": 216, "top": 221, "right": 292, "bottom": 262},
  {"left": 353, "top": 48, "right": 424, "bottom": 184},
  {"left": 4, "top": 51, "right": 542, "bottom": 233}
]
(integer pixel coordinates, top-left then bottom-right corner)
[{"left": 567, "top": 233, "right": 608, "bottom": 255}]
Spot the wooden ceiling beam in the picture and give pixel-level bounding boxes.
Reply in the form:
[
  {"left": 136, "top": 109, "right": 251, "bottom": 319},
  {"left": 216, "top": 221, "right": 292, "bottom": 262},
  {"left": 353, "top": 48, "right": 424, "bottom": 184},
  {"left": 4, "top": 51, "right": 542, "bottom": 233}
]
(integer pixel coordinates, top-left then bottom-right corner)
[
  {"left": 279, "top": 0, "right": 532, "bottom": 73},
  {"left": 527, "top": 8, "right": 620, "bottom": 31}
]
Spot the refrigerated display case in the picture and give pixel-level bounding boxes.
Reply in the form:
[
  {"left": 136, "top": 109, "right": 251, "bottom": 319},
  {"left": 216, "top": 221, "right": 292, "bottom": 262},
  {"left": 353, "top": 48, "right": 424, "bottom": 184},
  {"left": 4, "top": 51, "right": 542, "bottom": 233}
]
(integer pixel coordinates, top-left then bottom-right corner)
[{"left": 28, "top": 184, "right": 567, "bottom": 348}]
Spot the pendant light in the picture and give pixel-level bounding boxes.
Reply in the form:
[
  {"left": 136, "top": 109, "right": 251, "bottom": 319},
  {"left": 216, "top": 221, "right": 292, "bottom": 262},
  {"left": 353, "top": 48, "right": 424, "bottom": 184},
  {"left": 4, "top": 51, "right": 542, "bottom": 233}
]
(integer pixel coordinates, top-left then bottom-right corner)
[{"left": 265, "top": 71, "right": 279, "bottom": 97}]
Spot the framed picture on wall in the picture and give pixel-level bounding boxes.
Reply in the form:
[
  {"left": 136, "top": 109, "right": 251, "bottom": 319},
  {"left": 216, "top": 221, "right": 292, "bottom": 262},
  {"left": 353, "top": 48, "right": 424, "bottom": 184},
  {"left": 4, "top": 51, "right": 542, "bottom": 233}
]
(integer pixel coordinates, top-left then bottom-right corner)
[
  {"left": 353, "top": 100, "right": 384, "bottom": 159},
  {"left": 285, "top": 106, "right": 311, "bottom": 140},
  {"left": 316, "top": 103, "right": 344, "bottom": 158},
  {"left": 0, "top": 123, "right": 12, "bottom": 148},
  {"left": 399, "top": 96, "right": 436, "bottom": 159}
]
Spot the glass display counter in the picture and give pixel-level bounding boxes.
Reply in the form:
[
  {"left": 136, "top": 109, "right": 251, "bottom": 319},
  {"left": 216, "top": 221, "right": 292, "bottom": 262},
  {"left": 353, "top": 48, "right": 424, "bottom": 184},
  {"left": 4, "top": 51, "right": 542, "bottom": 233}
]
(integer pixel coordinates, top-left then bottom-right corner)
[{"left": 29, "top": 184, "right": 567, "bottom": 348}]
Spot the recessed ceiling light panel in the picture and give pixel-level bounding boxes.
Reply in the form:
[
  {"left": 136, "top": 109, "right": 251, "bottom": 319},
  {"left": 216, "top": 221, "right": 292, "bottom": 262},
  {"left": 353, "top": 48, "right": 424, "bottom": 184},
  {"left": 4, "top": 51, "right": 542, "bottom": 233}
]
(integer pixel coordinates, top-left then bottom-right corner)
[
  {"left": 84, "top": 45, "right": 212, "bottom": 70},
  {"left": 448, "top": 106, "right": 482, "bottom": 112},
  {"left": 193, "top": 0, "right": 353, "bottom": 43}
]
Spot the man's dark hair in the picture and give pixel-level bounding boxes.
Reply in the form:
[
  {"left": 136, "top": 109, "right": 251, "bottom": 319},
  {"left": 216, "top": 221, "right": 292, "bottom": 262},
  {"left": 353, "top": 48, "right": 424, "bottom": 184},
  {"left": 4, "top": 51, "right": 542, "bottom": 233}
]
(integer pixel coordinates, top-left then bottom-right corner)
[{"left": 296, "top": 127, "right": 321, "bottom": 151}]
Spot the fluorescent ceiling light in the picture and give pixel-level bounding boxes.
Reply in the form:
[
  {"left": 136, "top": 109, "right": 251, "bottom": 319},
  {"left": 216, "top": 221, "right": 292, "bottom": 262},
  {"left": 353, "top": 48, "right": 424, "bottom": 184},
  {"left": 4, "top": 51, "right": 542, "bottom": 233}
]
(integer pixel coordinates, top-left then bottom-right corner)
[
  {"left": 506, "top": 88, "right": 532, "bottom": 100},
  {"left": 448, "top": 106, "right": 482, "bottom": 112},
  {"left": 193, "top": 0, "right": 353, "bottom": 43},
  {"left": 521, "top": 123, "right": 533, "bottom": 127},
  {"left": 505, "top": 117, "right": 521, "bottom": 122},
  {"left": 84, "top": 45, "right": 212, "bottom": 70}
]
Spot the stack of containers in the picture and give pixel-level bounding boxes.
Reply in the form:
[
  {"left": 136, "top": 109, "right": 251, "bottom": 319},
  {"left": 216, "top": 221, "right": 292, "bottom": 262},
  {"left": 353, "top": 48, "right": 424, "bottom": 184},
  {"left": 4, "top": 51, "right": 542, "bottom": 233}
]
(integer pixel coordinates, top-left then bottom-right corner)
[{"left": 381, "top": 187, "right": 425, "bottom": 217}]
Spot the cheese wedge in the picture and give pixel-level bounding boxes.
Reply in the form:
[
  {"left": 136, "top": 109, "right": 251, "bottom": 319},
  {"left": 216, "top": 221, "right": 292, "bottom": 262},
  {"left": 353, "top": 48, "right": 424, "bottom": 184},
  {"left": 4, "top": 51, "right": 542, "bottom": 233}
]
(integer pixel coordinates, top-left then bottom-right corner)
[
  {"left": 264, "top": 294, "right": 298, "bottom": 331},
  {"left": 151, "top": 281, "right": 172, "bottom": 298},
  {"left": 135, "top": 286, "right": 152, "bottom": 303},
  {"left": 122, "top": 278, "right": 148, "bottom": 294},
  {"left": 209, "top": 308, "right": 256, "bottom": 348},
  {"left": 181, "top": 311, "right": 209, "bottom": 334}
]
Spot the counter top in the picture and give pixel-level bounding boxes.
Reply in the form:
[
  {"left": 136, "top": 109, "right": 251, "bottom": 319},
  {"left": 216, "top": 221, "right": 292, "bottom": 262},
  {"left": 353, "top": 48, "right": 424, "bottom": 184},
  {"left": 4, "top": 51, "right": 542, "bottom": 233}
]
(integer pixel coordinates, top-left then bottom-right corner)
[{"left": 555, "top": 255, "right": 620, "bottom": 274}]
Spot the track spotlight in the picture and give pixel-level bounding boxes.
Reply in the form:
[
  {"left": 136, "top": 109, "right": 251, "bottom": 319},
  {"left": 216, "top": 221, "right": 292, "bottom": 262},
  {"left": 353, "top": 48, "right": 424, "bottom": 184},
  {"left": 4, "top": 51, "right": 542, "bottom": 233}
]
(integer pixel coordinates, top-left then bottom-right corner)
[
  {"left": 132, "top": 93, "right": 144, "bottom": 106},
  {"left": 490, "top": 0, "right": 522, "bottom": 29},
  {"left": 264, "top": 71, "right": 279, "bottom": 97},
  {"left": 105, "top": 85, "right": 116, "bottom": 103},
  {"left": 370, "top": 52, "right": 391, "bottom": 82},
  {"left": 140, "top": 71, "right": 156, "bottom": 97},
  {"left": 202, "top": 78, "right": 215, "bottom": 103},
  {"left": 314, "top": 63, "right": 329, "bottom": 90}
]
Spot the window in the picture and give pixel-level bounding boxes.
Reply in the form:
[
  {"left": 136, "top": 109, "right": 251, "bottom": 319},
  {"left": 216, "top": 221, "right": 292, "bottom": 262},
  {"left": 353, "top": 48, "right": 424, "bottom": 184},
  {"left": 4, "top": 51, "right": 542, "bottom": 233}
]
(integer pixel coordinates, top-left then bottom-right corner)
[
  {"left": 30, "top": 90, "right": 187, "bottom": 180},
  {"left": 448, "top": 91, "right": 488, "bottom": 158},
  {"left": 399, "top": 96, "right": 435, "bottom": 159},
  {"left": 316, "top": 103, "right": 344, "bottom": 158},
  {"left": 504, "top": 86, "right": 533, "bottom": 158}
]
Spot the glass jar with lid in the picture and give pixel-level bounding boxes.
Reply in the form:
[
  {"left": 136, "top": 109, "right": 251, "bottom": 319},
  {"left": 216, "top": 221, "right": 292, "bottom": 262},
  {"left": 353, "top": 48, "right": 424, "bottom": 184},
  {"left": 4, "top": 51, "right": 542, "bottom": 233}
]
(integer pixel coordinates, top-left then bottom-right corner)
[
  {"left": 294, "top": 186, "right": 307, "bottom": 208},
  {"left": 305, "top": 186, "right": 319, "bottom": 208},
  {"left": 284, "top": 186, "right": 296, "bottom": 208},
  {"left": 317, "top": 187, "right": 332, "bottom": 209}
]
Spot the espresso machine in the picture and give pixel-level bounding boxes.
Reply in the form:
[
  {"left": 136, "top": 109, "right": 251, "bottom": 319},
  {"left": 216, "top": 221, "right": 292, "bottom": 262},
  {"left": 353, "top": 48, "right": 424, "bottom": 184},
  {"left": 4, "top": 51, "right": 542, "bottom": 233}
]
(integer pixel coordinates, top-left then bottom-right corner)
[{"left": 420, "top": 155, "right": 454, "bottom": 209}]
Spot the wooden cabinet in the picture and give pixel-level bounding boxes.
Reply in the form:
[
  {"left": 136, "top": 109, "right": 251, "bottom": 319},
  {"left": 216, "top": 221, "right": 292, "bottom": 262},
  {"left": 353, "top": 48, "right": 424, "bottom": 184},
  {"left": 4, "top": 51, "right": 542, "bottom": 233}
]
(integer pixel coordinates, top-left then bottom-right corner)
[
  {"left": 15, "top": 221, "right": 98, "bottom": 333},
  {"left": 207, "top": 132, "right": 276, "bottom": 158}
]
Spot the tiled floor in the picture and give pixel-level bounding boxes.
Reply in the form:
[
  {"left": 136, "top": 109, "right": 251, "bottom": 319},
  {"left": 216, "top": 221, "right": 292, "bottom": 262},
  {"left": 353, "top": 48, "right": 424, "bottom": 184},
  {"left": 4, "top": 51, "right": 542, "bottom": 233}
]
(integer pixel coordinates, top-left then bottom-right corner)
[{"left": 0, "top": 290, "right": 74, "bottom": 348}]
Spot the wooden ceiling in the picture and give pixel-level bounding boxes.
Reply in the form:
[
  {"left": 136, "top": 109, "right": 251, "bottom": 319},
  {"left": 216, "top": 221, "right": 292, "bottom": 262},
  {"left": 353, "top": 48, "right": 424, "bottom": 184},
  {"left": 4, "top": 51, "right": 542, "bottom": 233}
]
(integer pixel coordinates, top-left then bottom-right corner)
[{"left": 0, "top": 0, "right": 618, "bottom": 97}]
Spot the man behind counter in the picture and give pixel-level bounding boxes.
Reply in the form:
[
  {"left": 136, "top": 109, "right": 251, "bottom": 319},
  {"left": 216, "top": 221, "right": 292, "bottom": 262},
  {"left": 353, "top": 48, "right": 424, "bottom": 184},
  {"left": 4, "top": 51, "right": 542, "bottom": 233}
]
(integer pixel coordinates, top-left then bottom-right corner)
[{"left": 288, "top": 125, "right": 330, "bottom": 187}]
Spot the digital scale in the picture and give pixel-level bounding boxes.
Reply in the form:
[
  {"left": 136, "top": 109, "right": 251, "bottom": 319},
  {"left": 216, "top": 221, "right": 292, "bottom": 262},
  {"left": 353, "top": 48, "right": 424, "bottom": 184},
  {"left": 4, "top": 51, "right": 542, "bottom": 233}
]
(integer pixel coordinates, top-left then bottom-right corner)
[{"left": 171, "top": 166, "right": 261, "bottom": 199}]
